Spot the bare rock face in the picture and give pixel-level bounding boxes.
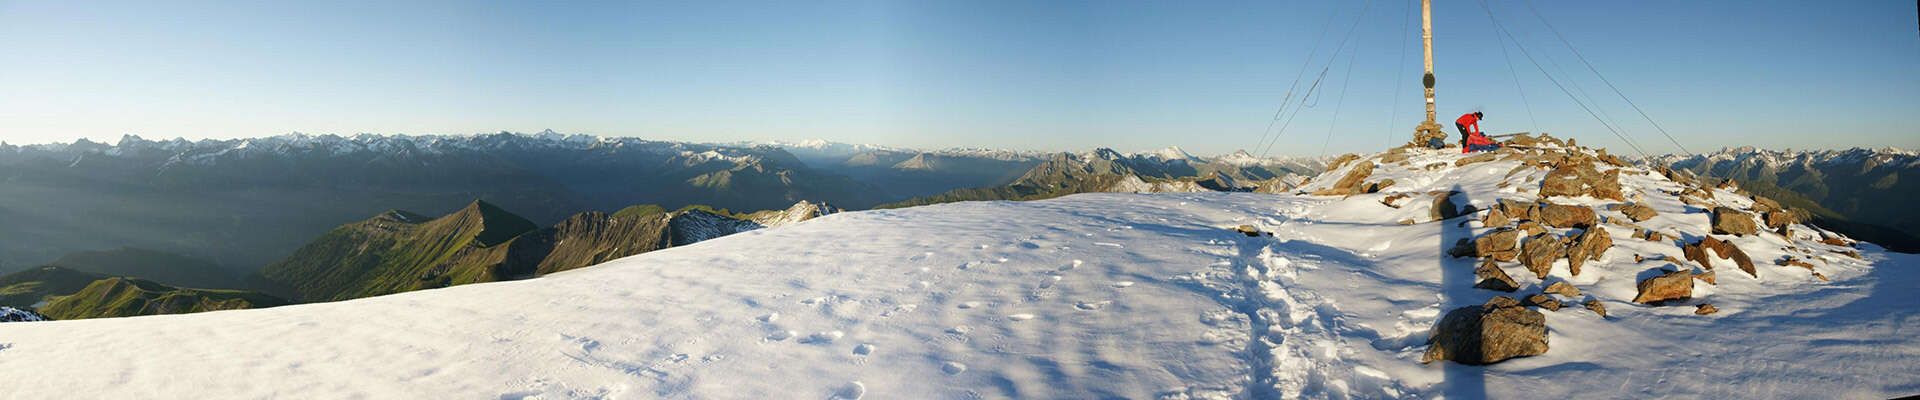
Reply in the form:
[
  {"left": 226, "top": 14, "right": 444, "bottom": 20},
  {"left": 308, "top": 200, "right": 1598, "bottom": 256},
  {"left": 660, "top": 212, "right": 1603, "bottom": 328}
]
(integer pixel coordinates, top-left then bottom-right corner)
[
  {"left": 1711, "top": 207, "right": 1759, "bottom": 236},
  {"left": 1633, "top": 270, "right": 1695, "bottom": 304},
  {"left": 1520, "top": 233, "right": 1568, "bottom": 279},
  {"left": 1702, "top": 236, "right": 1757, "bottom": 278},
  {"left": 1423, "top": 296, "right": 1550, "bottom": 365},
  {"left": 1565, "top": 226, "right": 1613, "bottom": 276},
  {"left": 1538, "top": 203, "right": 1598, "bottom": 229},
  {"left": 1695, "top": 304, "right": 1719, "bottom": 315},
  {"left": 1619, "top": 202, "right": 1658, "bottom": 222},
  {"left": 1474, "top": 259, "right": 1521, "bottom": 292},
  {"left": 1543, "top": 281, "right": 1581, "bottom": 297},
  {"left": 1525, "top": 293, "right": 1563, "bottom": 311},
  {"left": 1311, "top": 161, "right": 1376, "bottom": 196}
]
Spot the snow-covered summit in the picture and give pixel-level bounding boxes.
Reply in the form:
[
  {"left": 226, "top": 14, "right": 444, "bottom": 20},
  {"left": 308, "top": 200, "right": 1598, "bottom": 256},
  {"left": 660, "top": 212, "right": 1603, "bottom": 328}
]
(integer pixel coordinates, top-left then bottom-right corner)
[{"left": 0, "top": 139, "right": 1912, "bottom": 398}]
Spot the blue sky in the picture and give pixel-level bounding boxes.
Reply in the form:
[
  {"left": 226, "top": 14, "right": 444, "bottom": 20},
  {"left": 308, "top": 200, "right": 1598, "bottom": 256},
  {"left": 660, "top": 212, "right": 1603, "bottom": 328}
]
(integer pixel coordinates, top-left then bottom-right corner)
[{"left": 0, "top": 0, "right": 1914, "bottom": 156}]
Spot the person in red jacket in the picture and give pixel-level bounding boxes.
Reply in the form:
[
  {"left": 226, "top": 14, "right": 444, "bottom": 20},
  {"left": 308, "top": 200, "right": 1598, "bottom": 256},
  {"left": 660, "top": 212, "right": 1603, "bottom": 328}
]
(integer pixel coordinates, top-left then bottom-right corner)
[{"left": 1455, "top": 111, "right": 1498, "bottom": 153}]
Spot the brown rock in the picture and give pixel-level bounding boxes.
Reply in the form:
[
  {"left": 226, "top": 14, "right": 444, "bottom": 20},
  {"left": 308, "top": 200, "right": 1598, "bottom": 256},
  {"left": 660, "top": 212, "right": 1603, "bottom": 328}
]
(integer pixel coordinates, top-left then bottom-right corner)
[
  {"left": 1543, "top": 281, "right": 1581, "bottom": 297},
  {"left": 1538, "top": 203, "right": 1598, "bottom": 229},
  {"left": 1474, "top": 259, "right": 1521, "bottom": 292},
  {"left": 1776, "top": 257, "right": 1816, "bottom": 270},
  {"left": 1325, "top": 153, "right": 1361, "bottom": 172},
  {"left": 1520, "top": 233, "right": 1567, "bottom": 279},
  {"left": 1752, "top": 196, "right": 1782, "bottom": 213},
  {"left": 1431, "top": 191, "right": 1468, "bottom": 221},
  {"left": 1381, "top": 193, "right": 1411, "bottom": 208},
  {"left": 1702, "top": 237, "right": 1757, "bottom": 278},
  {"left": 1456, "top": 152, "right": 1498, "bottom": 167},
  {"left": 1711, "top": 206, "right": 1759, "bottom": 236},
  {"left": 1694, "top": 270, "right": 1717, "bottom": 285},
  {"left": 1234, "top": 225, "right": 1262, "bottom": 237},
  {"left": 1682, "top": 239, "right": 1715, "bottom": 270},
  {"left": 1423, "top": 296, "right": 1549, "bottom": 365},
  {"left": 1583, "top": 299, "right": 1608, "bottom": 318},
  {"left": 1694, "top": 304, "right": 1719, "bottom": 315},
  {"left": 1813, "top": 272, "right": 1829, "bottom": 282},
  {"left": 1565, "top": 226, "right": 1612, "bottom": 276},
  {"left": 1517, "top": 221, "right": 1548, "bottom": 236},
  {"left": 1496, "top": 199, "right": 1539, "bottom": 222},
  {"left": 1620, "top": 202, "right": 1658, "bottom": 222},
  {"left": 1311, "top": 161, "right": 1376, "bottom": 196},
  {"left": 1539, "top": 160, "right": 1624, "bottom": 200},
  {"left": 1466, "top": 228, "right": 1520, "bottom": 261},
  {"left": 1363, "top": 179, "right": 1396, "bottom": 193},
  {"left": 1763, "top": 211, "right": 1795, "bottom": 231},
  {"left": 1483, "top": 207, "right": 1511, "bottom": 227},
  {"left": 1525, "top": 293, "right": 1563, "bottom": 311},
  {"left": 1632, "top": 270, "right": 1694, "bottom": 304}
]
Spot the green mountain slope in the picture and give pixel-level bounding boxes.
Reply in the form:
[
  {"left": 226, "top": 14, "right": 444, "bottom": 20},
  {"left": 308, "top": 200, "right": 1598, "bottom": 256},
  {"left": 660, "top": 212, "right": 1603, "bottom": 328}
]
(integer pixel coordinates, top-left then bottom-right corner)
[
  {"left": 38, "top": 277, "right": 287, "bottom": 320},
  {"left": 0, "top": 266, "right": 106, "bottom": 308},
  {"left": 260, "top": 199, "right": 830, "bottom": 302},
  {"left": 49, "top": 247, "right": 245, "bottom": 289},
  {"left": 259, "top": 201, "right": 541, "bottom": 302}
]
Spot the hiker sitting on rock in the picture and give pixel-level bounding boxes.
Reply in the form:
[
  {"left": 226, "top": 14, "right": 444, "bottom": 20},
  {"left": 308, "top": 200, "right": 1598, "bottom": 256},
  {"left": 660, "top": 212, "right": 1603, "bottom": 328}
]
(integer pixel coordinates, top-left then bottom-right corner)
[{"left": 1456, "top": 111, "right": 1499, "bottom": 153}]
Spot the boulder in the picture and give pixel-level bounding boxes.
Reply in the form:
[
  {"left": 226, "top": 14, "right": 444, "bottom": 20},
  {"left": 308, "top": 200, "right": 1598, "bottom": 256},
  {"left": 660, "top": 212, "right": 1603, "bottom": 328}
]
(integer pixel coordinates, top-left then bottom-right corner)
[
  {"left": 1694, "top": 304, "right": 1719, "bottom": 315},
  {"left": 1422, "top": 296, "right": 1550, "bottom": 365},
  {"left": 1516, "top": 221, "right": 1548, "bottom": 236},
  {"left": 1620, "top": 202, "right": 1658, "bottom": 222},
  {"left": 1496, "top": 199, "right": 1539, "bottom": 221},
  {"left": 1702, "top": 237, "right": 1757, "bottom": 278},
  {"left": 1632, "top": 270, "right": 1695, "bottom": 304},
  {"left": 1711, "top": 207, "right": 1759, "bottom": 236},
  {"left": 1543, "top": 281, "right": 1581, "bottom": 297},
  {"left": 1469, "top": 228, "right": 1520, "bottom": 261},
  {"left": 1564, "top": 226, "right": 1612, "bottom": 276},
  {"left": 1538, "top": 203, "right": 1598, "bottom": 229},
  {"left": 1524, "top": 293, "right": 1563, "bottom": 311},
  {"left": 1762, "top": 211, "right": 1795, "bottom": 231},
  {"left": 1682, "top": 240, "right": 1715, "bottom": 270},
  {"left": 1474, "top": 259, "right": 1521, "bottom": 292},
  {"left": 1310, "top": 161, "right": 1376, "bottom": 196},
  {"left": 1430, "top": 191, "right": 1469, "bottom": 221},
  {"left": 1539, "top": 160, "right": 1624, "bottom": 200},
  {"left": 1694, "top": 270, "right": 1717, "bottom": 285},
  {"left": 1752, "top": 196, "right": 1782, "bottom": 213},
  {"left": 1583, "top": 299, "right": 1608, "bottom": 318},
  {"left": 1234, "top": 225, "right": 1263, "bottom": 237},
  {"left": 1776, "top": 257, "right": 1816, "bottom": 270},
  {"left": 1483, "top": 207, "right": 1511, "bottom": 227},
  {"left": 1520, "top": 233, "right": 1567, "bottom": 279}
]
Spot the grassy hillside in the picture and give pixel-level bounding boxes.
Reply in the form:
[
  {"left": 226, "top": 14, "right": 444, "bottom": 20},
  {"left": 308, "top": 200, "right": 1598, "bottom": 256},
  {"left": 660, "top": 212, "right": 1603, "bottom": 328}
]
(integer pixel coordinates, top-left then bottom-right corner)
[
  {"left": 0, "top": 266, "right": 106, "bottom": 308},
  {"left": 38, "top": 277, "right": 287, "bottom": 320},
  {"left": 260, "top": 201, "right": 541, "bottom": 302}
]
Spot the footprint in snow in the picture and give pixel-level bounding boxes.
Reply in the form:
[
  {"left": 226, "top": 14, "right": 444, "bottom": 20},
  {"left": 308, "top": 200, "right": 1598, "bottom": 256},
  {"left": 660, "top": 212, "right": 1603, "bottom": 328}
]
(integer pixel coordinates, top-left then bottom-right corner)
[
  {"left": 1007, "top": 313, "right": 1036, "bottom": 321},
  {"left": 829, "top": 381, "right": 867, "bottom": 400},
  {"left": 800, "top": 331, "right": 845, "bottom": 344},
  {"left": 957, "top": 301, "right": 982, "bottom": 309},
  {"left": 853, "top": 343, "right": 876, "bottom": 356},
  {"left": 1059, "top": 259, "right": 1083, "bottom": 272},
  {"left": 767, "top": 330, "right": 797, "bottom": 341},
  {"left": 1094, "top": 242, "right": 1125, "bottom": 248},
  {"left": 1112, "top": 281, "right": 1136, "bottom": 288},
  {"left": 941, "top": 362, "right": 968, "bottom": 375},
  {"left": 758, "top": 313, "right": 779, "bottom": 323},
  {"left": 1038, "top": 275, "right": 1061, "bottom": 289},
  {"left": 1074, "top": 301, "right": 1113, "bottom": 311}
]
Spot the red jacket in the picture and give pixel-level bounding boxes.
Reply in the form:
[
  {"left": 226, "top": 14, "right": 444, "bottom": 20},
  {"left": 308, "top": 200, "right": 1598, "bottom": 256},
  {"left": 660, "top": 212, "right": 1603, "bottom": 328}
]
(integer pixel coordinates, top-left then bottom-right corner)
[{"left": 1455, "top": 113, "right": 1481, "bottom": 135}]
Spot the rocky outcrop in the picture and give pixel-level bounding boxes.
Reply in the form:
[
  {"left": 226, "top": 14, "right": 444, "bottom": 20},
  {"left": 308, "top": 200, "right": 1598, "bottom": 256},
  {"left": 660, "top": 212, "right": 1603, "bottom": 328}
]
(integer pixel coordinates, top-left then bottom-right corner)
[
  {"left": 0, "top": 306, "right": 48, "bottom": 323},
  {"left": 1711, "top": 207, "right": 1758, "bottom": 236},
  {"left": 1632, "top": 270, "right": 1695, "bottom": 304},
  {"left": 1311, "top": 161, "right": 1376, "bottom": 196},
  {"left": 1423, "top": 296, "right": 1550, "bottom": 365},
  {"left": 1694, "top": 304, "right": 1719, "bottom": 315},
  {"left": 1583, "top": 299, "right": 1608, "bottom": 318},
  {"left": 1483, "top": 207, "right": 1511, "bottom": 227},
  {"left": 1565, "top": 226, "right": 1613, "bottom": 276},
  {"left": 1520, "top": 233, "right": 1567, "bottom": 279},
  {"left": 1540, "top": 159, "right": 1624, "bottom": 200},
  {"left": 1431, "top": 191, "right": 1467, "bottom": 221},
  {"left": 1538, "top": 203, "right": 1598, "bottom": 229},
  {"left": 1694, "top": 270, "right": 1717, "bottom": 285},
  {"left": 1474, "top": 259, "right": 1521, "bottom": 292},
  {"left": 1496, "top": 199, "right": 1538, "bottom": 222}
]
